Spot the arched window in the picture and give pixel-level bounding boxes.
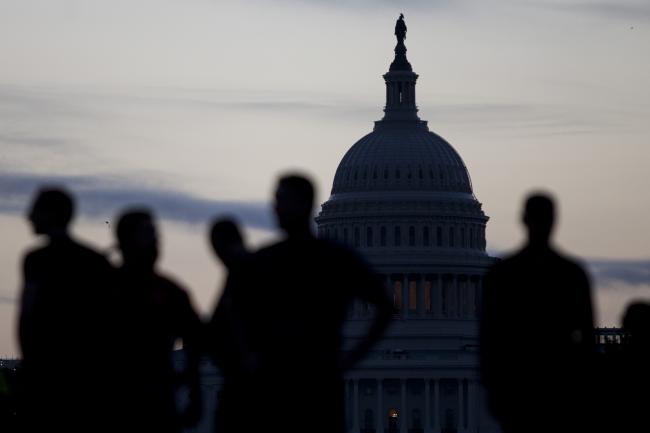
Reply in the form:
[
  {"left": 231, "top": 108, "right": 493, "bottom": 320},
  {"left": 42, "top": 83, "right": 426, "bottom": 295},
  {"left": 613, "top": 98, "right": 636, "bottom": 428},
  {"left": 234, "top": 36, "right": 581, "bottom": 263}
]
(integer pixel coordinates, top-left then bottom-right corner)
[
  {"left": 380, "top": 226, "right": 387, "bottom": 247},
  {"left": 423, "top": 227, "right": 430, "bottom": 246},
  {"left": 367, "top": 227, "right": 373, "bottom": 247},
  {"left": 409, "top": 226, "right": 415, "bottom": 246},
  {"left": 394, "top": 226, "right": 401, "bottom": 247}
]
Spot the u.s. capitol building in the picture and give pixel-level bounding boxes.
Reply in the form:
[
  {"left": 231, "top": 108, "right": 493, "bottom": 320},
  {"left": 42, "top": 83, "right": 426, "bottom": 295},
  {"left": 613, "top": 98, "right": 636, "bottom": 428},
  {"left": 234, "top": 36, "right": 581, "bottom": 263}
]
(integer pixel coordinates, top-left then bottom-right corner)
[
  {"left": 314, "top": 17, "right": 499, "bottom": 433},
  {"left": 194, "top": 17, "right": 500, "bottom": 433}
]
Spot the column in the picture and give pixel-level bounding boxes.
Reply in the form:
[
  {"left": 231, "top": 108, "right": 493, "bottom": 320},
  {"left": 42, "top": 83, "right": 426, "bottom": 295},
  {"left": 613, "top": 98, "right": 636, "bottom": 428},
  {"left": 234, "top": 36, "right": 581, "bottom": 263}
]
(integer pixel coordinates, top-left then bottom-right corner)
[
  {"left": 353, "top": 379, "right": 360, "bottom": 432},
  {"left": 454, "top": 275, "right": 460, "bottom": 318},
  {"left": 433, "top": 379, "right": 440, "bottom": 433},
  {"left": 377, "top": 379, "right": 383, "bottom": 433},
  {"left": 424, "top": 379, "right": 432, "bottom": 433},
  {"left": 400, "top": 379, "right": 407, "bottom": 433},
  {"left": 416, "top": 275, "right": 425, "bottom": 317},
  {"left": 476, "top": 277, "right": 483, "bottom": 318},
  {"left": 402, "top": 275, "right": 408, "bottom": 319}
]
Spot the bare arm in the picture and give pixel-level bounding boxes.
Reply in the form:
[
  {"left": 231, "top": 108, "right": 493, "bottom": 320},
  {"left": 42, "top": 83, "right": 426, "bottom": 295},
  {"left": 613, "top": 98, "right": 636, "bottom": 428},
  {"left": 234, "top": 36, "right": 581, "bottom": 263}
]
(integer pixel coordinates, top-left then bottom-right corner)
[{"left": 340, "top": 268, "right": 393, "bottom": 370}]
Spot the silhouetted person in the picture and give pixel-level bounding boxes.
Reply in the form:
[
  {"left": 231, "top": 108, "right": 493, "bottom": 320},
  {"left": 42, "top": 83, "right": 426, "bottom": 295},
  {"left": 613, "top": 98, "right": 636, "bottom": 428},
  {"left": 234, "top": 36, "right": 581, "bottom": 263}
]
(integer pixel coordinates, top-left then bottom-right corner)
[
  {"left": 226, "top": 174, "right": 393, "bottom": 433},
  {"left": 480, "top": 193, "right": 595, "bottom": 433},
  {"left": 615, "top": 302, "right": 650, "bottom": 432},
  {"left": 206, "top": 218, "right": 253, "bottom": 433},
  {"left": 113, "top": 209, "right": 202, "bottom": 433},
  {"left": 18, "top": 187, "right": 115, "bottom": 433}
]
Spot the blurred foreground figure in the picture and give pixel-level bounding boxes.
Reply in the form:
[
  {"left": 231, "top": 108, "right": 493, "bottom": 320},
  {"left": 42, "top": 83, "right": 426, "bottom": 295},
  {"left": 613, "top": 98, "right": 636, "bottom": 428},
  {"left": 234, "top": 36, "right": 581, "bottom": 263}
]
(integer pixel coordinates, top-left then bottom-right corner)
[
  {"left": 206, "top": 218, "right": 252, "bottom": 433},
  {"left": 480, "top": 193, "right": 595, "bottom": 433},
  {"left": 18, "top": 188, "right": 114, "bottom": 433},
  {"left": 114, "top": 210, "right": 202, "bottom": 433},
  {"left": 616, "top": 302, "right": 650, "bottom": 432},
  {"left": 217, "top": 174, "right": 393, "bottom": 433}
]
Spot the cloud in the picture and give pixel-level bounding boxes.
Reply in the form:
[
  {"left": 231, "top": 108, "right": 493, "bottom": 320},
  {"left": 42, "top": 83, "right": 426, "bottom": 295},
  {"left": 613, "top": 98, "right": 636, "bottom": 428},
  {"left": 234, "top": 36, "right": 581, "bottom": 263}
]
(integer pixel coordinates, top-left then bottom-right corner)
[
  {"left": 0, "top": 172, "right": 273, "bottom": 230},
  {"left": 588, "top": 259, "right": 650, "bottom": 288},
  {"left": 535, "top": 0, "right": 650, "bottom": 20}
]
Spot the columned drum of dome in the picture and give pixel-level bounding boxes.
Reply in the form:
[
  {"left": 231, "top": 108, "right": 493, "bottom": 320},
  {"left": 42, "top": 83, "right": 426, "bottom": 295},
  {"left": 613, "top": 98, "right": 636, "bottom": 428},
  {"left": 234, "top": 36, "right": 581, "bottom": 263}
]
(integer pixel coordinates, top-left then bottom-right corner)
[{"left": 317, "top": 16, "right": 500, "bottom": 433}]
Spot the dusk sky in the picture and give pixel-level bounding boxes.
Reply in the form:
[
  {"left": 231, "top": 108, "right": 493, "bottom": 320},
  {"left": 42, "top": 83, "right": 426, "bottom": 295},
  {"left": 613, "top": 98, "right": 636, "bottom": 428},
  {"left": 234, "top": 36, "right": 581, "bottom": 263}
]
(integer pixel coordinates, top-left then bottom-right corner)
[{"left": 1, "top": 0, "right": 649, "bottom": 356}]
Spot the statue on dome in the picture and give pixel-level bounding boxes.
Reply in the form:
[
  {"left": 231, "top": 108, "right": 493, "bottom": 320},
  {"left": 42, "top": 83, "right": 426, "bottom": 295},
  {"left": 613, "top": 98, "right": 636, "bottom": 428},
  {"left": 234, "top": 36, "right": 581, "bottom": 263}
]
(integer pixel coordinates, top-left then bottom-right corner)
[{"left": 395, "top": 13, "right": 407, "bottom": 44}]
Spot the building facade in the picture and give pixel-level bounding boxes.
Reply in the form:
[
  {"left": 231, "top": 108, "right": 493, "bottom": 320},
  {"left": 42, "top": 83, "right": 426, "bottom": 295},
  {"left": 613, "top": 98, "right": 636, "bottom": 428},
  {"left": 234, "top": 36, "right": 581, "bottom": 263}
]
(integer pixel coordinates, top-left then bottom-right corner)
[{"left": 314, "top": 19, "right": 499, "bottom": 433}]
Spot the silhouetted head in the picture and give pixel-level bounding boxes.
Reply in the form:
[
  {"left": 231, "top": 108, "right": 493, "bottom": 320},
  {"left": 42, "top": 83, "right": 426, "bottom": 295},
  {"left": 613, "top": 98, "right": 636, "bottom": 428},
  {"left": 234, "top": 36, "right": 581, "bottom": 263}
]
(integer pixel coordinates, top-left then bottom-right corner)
[
  {"left": 399, "top": 13, "right": 404, "bottom": 19},
  {"left": 274, "top": 174, "right": 314, "bottom": 236},
  {"left": 623, "top": 302, "right": 650, "bottom": 348},
  {"left": 210, "top": 218, "right": 246, "bottom": 268},
  {"left": 28, "top": 187, "right": 74, "bottom": 237},
  {"left": 522, "top": 193, "right": 555, "bottom": 247},
  {"left": 116, "top": 209, "right": 158, "bottom": 270}
]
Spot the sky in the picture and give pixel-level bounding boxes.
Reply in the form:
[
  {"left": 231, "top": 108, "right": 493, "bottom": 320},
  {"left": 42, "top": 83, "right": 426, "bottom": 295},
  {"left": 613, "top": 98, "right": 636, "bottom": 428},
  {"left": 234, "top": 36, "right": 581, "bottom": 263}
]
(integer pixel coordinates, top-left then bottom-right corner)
[{"left": 0, "top": 0, "right": 649, "bottom": 356}]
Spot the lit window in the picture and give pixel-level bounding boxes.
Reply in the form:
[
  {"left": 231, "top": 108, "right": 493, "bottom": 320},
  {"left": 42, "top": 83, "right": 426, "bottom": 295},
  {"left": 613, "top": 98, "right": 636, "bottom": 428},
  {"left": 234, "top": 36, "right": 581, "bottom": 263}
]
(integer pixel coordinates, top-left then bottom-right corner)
[{"left": 409, "top": 281, "right": 417, "bottom": 311}]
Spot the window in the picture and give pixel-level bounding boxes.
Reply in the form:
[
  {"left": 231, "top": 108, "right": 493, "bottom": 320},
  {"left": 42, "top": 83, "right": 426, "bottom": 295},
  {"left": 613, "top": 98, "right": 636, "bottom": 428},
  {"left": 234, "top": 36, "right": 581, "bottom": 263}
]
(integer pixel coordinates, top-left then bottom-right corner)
[
  {"left": 343, "top": 228, "right": 348, "bottom": 244},
  {"left": 461, "top": 227, "right": 466, "bottom": 248},
  {"left": 469, "top": 227, "right": 474, "bottom": 248},
  {"left": 393, "top": 281, "right": 403, "bottom": 311},
  {"left": 394, "top": 226, "right": 401, "bottom": 246},
  {"left": 449, "top": 227, "right": 455, "bottom": 247},
  {"left": 367, "top": 227, "right": 373, "bottom": 247},
  {"left": 423, "top": 227, "right": 430, "bottom": 246},
  {"left": 409, "top": 226, "right": 415, "bottom": 246},
  {"left": 354, "top": 227, "right": 360, "bottom": 247},
  {"left": 380, "top": 226, "right": 387, "bottom": 247},
  {"left": 424, "top": 280, "right": 432, "bottom": 313},
  {"left": 436, "top": 226, "right": 442, "bottom": 247},
  {"left": 409, "top": 281, "right": 417, "bottom": 311}
]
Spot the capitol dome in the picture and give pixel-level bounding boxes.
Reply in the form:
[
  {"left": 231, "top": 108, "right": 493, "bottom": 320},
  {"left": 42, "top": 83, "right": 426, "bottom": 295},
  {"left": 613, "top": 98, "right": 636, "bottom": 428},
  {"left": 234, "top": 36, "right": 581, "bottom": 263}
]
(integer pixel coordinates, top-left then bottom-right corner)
[
  {"left": 331, "top": 128, "right": 473, "bottom": 195},
  {"left": 317, "top": 19, "right": 490, "bottom": 262}
]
